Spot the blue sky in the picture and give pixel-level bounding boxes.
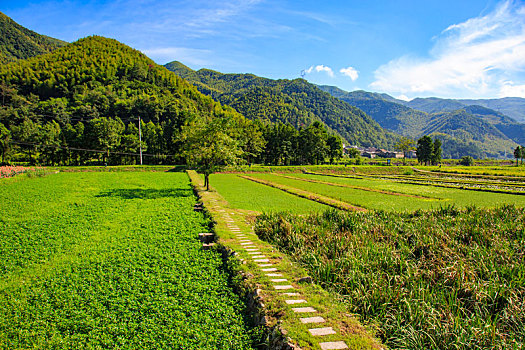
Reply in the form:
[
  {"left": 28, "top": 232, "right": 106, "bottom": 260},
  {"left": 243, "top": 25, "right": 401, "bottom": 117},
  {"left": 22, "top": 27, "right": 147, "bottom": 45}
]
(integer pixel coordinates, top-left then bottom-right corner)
[{"left": 3, "top": 0, "right": 525, "bottom": 100}]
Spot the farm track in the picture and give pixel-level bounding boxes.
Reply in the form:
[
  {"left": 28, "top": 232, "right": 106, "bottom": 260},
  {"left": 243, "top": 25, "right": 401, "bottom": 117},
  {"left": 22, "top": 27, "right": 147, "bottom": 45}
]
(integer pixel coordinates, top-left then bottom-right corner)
[
  {"left": 239, "top": 175, "right": 367, "bottom": 212},
  {"left": 275, "top": 173, "right": 436, "bottom": 199}
]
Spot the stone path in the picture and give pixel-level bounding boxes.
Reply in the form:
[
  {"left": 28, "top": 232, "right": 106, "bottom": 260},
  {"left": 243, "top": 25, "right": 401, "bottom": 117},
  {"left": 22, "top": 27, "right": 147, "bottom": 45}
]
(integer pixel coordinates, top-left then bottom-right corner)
[{"left": 217, "top": 210, "right": 349, "bottom": 350}]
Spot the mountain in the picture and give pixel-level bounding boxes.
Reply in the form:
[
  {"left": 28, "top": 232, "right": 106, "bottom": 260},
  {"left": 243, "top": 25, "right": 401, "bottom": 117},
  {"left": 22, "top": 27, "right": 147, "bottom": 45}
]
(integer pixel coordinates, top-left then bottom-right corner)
[
  {"left": 458, "top": 97, "right": 525, "bottom": 124},
  {"left": 461, "top": 105, "right": 525, "bottom": 145},
  {"left": 0, "top": 35, "right": 245, "bottom": 163},
  {"left": 318, "top": 87, "right": 430, "bottom": 137},
  {"left": 317, "top": 86, "right": 519, "bottom": 159},
  {"left": 399, "top": 95, "right": 525, "bottom": 124},
  {"left": 398, "top": 97, "right": 525, "bottom": 144},
  {"left": 403, "top": 97, "right": 466, "bottom": 114},
  {"left": 165, "top": 61, "right": 398, "bottom": 148},
  {"left": 0, "top": 12, "right": 67, "bottom": 63}
]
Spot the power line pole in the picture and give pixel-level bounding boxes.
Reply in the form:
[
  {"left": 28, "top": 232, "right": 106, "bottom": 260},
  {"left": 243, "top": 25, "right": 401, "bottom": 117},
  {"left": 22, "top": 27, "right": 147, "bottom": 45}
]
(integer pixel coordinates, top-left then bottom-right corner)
[{"left": 138, "top": 116, "right": 143, "bottom": 165}]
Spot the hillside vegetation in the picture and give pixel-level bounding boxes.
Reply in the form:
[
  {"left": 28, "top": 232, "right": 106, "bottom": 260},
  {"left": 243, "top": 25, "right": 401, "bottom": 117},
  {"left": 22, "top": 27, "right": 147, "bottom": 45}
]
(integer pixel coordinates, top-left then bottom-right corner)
[
  {"left": 406, "top": 96, "right": 525, "bottom": 125},
  {"left": 0, "top": 36, "right": 248, "bottom": 164},
  {"left": 0, "top": 12, "right": 66, "bottom": 63},
  {"left": 165, "top": 61, "right": 398, "bottom": 148}
]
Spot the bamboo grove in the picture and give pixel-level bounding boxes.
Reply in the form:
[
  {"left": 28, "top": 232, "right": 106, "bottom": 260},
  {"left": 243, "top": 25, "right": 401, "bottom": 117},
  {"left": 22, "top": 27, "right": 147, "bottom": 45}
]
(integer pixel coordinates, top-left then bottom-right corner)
[{"left": 0, "top": 36, "right": 343, "bottom": 166}]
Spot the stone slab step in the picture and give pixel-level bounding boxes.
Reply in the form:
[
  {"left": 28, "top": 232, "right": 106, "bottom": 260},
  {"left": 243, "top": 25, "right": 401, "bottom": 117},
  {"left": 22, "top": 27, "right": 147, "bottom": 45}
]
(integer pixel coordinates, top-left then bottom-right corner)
[
  {"left": 292, "top": 307, "right": 316, "bottom": 313},
  {"left": 319, "top": 341, "right": 348, "bottom": 350},
  {"left": 300, "top": 316, "right": 326, "bottom": 324},
  {"left": 262, "top": 268, "right": 277, "bottom": 272},
  {"left": 285, "top": 299, "right": 307, "bottom": 305},
  {"left": 274, "top": 285, "right": 294, "bottom": 290},
  {"left": 309, "top": 327, "right": 336, "bottom": 336}
]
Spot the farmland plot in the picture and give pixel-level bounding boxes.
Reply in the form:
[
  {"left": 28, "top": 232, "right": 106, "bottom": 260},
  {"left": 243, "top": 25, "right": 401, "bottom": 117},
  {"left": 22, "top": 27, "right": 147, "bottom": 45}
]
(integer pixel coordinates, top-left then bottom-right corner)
[
  {"left": 0, "top": 172, "right": 253, "bottom": 349},
  {"left": 247, "top": 173, "right": 525, "bottom": 211},
  {"left": 256, "top": 206, "right": 525, "bottom": 349}
]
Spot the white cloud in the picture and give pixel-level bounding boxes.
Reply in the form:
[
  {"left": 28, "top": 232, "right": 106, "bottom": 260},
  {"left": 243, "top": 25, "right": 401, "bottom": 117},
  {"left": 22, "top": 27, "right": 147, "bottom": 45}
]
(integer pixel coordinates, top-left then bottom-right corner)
[
  {"left": 340, "top": 66, "right": 359, "bottom": 81},
  {"left": 396, "top": 94, "right": 411, "bottom": 101},
  {"left": 370, "top": 0, "right": 525, "bottom": 98},
  {"left": 305, "top": 65, "right": 334, "bottom": 77},
  {"left": 499, "top": 81, "right": 525, "bottom": 97}
]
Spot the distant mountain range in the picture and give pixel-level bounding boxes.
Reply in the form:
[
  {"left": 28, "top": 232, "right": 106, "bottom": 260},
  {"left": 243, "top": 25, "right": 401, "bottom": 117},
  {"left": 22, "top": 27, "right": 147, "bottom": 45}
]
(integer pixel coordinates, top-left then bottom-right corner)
[
  {"left": 0, "top": 12, "right": 67, "bottom": 63},
  {"left": 165, "top": 61, "right": 398, "bottom": 148},
  {"left": 397, "top": 96, "right": 525, "bottom": 124},
  {"left": 318, "top": 86, "right": 523, "bottom": 159}
]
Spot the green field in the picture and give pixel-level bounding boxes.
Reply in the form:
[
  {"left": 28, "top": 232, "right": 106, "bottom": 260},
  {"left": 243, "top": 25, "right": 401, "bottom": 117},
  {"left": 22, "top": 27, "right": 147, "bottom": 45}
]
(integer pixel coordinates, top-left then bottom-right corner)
[
  {"left": 242, "top": 173, "right": 525, "bottom": 211},
  {"left": 0, "top": 172, "right": 253, "bottom": 349},
  {"left": 209, "top": 173, "right": 331, "bottom": 213}
]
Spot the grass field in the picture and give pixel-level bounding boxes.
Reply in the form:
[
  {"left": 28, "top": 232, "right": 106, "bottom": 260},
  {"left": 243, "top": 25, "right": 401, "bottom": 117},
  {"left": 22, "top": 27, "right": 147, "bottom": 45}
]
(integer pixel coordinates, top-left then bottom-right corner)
[
  {"left": 255, "top": 206, "right": 525, "bottom": 349},
  {"left": 0, "top": 171, "right": 254, "bottom": 349},
  {"left": 244, "top": 173, "right": 525, "bottom": 211},
  {"left": 209, "top": 173, "right": 330, "bottom": 213}
]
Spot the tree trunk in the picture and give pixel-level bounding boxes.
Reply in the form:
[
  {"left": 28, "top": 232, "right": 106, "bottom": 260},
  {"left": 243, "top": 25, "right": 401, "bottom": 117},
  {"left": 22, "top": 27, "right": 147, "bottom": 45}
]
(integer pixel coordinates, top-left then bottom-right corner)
[{"left": 205, "top": 173, "right": 210, "bottom": 191}]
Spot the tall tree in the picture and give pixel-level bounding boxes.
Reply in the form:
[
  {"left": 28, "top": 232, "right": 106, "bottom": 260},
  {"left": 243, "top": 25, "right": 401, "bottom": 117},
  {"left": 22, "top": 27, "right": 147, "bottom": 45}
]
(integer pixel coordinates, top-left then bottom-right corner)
[
  {"left": 514, "top": 146, "right": 521, "bottom": 166},
  {"left": 416, "top": 135, "right": 434, "bottom": 165},
  {"left": 298, "top": 121, "right": 328, "bottom": 165},
  {"left": 432, "top": 138, "right": 443, "bottom": 165},
  {"left": 238, "top": 120, "right": 265, "bottom": 166},
  {"left": 180, "top": 115, "right": 242, "bottom": 191},
  {"left": 86, "top": 117, "right": 124, "bottom": 164},
  {"left": 394, "top": 136, "right": 415, "bottom": 165},
  {"left": 326, "top": 135, "right": 343, "bottom": 164},
  {"left": 0, "top": 123, "right": 11, "bottom": 164}
]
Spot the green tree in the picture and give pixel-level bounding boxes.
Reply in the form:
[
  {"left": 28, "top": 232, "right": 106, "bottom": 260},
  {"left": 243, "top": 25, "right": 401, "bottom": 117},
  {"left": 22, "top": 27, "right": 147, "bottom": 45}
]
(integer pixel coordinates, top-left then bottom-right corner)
[
  {"left": 416, "top": 135, "right": 434, "bottom": 165},
  {"left": 12, "top": 119, "right": 41, "bottom": 165},
  {"left": 63, "top": 122, "right": 84, "bottom": 165},
  {"left": 514, "top": 146, "right": 521, "bottom": 166},
  {"left": 86, "top": 117, "right": 125, "bottom": 164},
  {"left": 394, "top": 136, "right": 415, "bottom": 165},
  {"left": 459, "top": 155, "right": 474, "bottom": 166},
  {"left": 239, "top": 120, "right": 266, "bottom": 166},
  {"left": 40, "top": 121, "right": 62, "bottom": 165},
  {"left": 180, "top": 115, "right": 243, "bottom": 191},
  {"left": 298, "top": 121, "right": 329, "bottom": 165},
  {"left": 431, "top": 138, "right": 443, "bottom": 165},
  {"left": 346, "top": 147, "right": 360, "bottom": 158},
  {"left": 326, "top": 135, "right": 343, "bottom": 164},
  {"left": 0, "top": 123, "right": 11, "bottom": 164}
]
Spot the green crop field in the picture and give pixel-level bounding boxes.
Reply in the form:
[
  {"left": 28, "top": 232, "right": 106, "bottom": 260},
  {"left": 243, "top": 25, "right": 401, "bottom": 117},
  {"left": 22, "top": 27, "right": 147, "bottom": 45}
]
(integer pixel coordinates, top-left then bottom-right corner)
[
  {"left": 255, "top": 206, "right": 525, "bottom": 349},
  {"left": 209, "top": 173, "right": 330, "bottom": 213},
  {"left": 245, "top": 173, "right": 525, "bottom": 211},
  {"left": 0, "top": 172, "right": 254, "bottom": 349}
]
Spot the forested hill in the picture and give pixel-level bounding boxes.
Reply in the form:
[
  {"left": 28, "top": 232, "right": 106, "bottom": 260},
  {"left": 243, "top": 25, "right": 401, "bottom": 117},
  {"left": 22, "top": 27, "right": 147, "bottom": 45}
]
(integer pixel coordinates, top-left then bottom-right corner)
[
  {"left": 318, "top": 86, "right": 520, "bottom": 159},
  {"left": 0, "top": 12, "right": 67, "bottom": 63},
  {"left": 165, "top": 61, "right": 398, "bottom": 148},
  {"left": 403, "top": 96, "right": 525, "bottom": 124},
  {"left": 0, "top": 36, "right": 246, "bottom": 163}
]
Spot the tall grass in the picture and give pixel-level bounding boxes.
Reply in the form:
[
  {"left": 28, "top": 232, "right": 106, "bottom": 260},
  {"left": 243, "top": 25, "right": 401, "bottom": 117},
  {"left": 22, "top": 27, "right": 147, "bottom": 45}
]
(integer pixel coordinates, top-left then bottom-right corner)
[{"left": 255, "top": 206, "right": 525, "bottom": 349}]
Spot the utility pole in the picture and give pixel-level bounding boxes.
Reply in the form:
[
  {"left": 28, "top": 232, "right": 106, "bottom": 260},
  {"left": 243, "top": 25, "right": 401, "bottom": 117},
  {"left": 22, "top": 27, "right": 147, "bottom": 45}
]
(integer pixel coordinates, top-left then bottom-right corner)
[{"left": 138, "top": 116, "right": 143, "bottom": 165}]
